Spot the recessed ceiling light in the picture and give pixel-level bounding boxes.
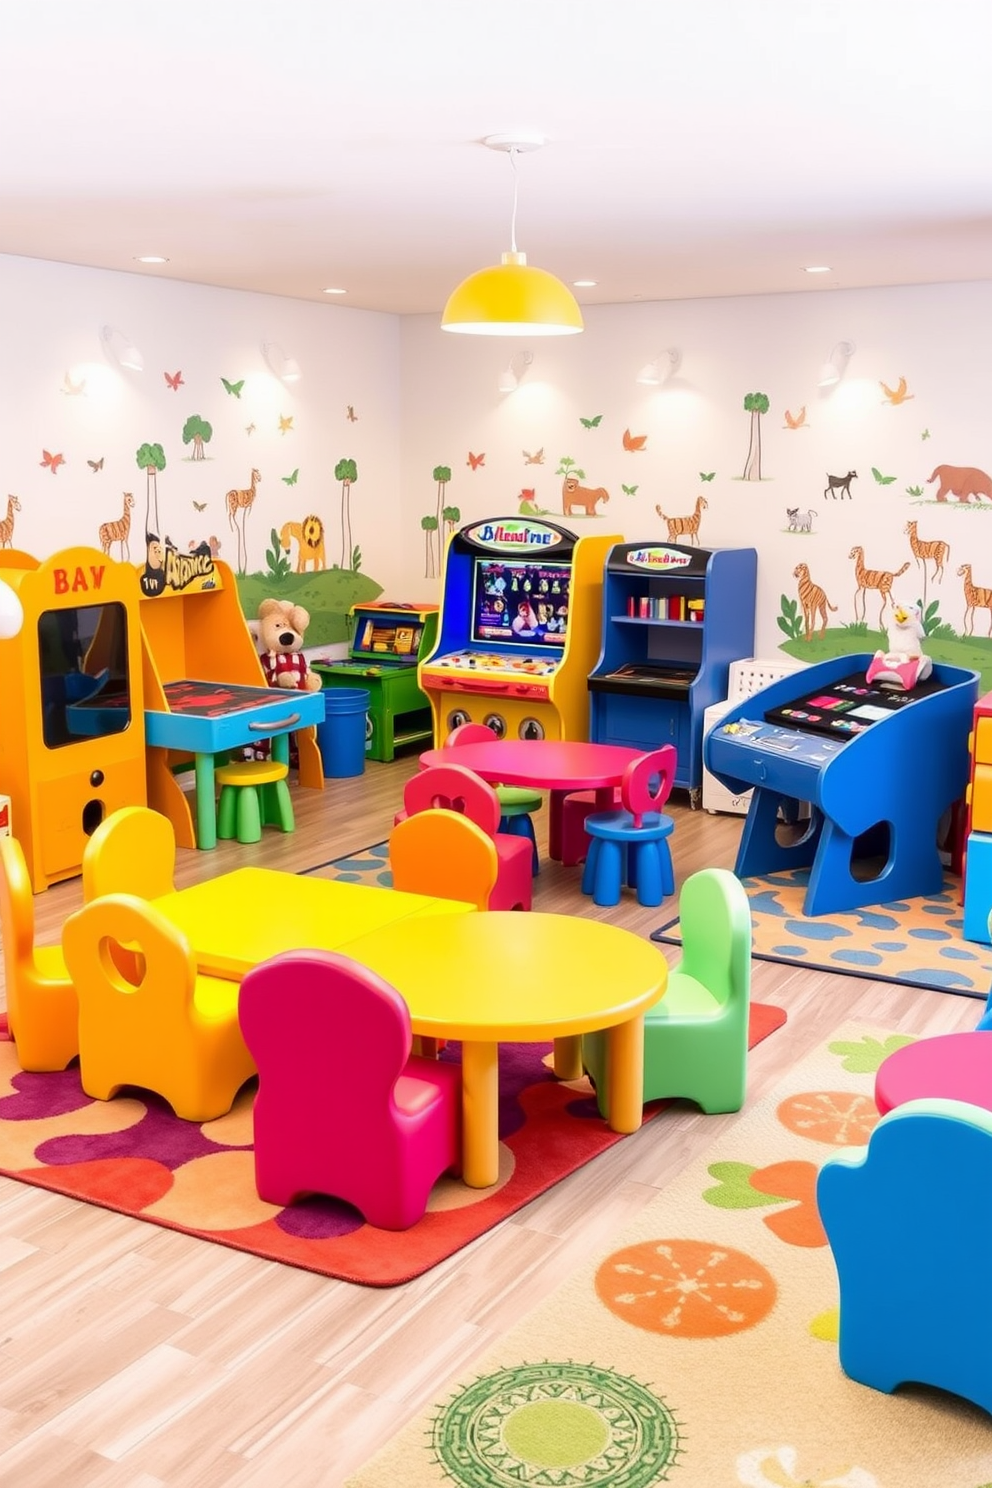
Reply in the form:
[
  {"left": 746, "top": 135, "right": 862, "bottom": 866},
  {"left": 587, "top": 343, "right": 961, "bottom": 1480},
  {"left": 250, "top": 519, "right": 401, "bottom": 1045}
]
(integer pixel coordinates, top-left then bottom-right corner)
[
  {"left": 134, "top": 255, "right": 169, "bottom": 264},
  {"left": 572, "top": 279, "right": 597, "bottom": 288},
  {"left": 804, "top": 265, "right": 831, "bottom": 274},
  {"left": 321, "top": 286, "right": 347, "bottom": 295}
]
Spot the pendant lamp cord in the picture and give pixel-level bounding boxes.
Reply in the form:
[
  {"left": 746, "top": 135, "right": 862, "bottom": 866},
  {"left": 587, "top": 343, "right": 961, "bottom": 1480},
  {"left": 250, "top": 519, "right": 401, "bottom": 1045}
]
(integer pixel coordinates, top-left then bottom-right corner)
[{"left": 508, "top": 146, "right": 519, "bottom": 254}]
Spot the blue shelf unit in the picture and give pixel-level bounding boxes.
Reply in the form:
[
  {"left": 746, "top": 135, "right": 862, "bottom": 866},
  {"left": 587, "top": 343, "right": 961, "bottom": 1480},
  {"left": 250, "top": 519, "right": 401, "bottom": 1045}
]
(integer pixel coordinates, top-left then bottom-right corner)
[
  {"left": 704, "top": 653, "right": 978, "bottom": 916},
  {"left": 588, "top": 542, "right": 757, "bottom": 796}
]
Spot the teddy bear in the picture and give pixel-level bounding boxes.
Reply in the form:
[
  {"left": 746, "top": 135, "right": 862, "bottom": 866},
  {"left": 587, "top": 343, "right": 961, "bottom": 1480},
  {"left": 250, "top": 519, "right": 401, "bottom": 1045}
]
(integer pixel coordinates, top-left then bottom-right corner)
[{"left": 256, "top": 598, "right": 322, "bottom": 693}]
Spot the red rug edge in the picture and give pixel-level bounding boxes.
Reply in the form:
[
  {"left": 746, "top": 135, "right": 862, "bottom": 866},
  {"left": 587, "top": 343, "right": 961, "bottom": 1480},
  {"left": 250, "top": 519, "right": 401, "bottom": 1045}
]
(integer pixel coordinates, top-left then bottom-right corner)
[{"left": 0, "top": 1003, "right": 787, "bottom": 1288}]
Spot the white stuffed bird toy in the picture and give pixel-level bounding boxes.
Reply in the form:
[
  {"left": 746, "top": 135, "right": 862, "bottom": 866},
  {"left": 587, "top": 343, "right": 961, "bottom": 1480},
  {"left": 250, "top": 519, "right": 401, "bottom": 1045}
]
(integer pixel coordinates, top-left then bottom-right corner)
[{"left": 866, "top": 600, "right": 932, "bottom": 689}]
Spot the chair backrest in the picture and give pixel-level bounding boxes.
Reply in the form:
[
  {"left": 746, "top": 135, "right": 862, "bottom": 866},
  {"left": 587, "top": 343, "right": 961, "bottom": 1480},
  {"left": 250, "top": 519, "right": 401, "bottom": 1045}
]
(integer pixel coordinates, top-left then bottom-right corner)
[
  {"left": 620, "top": 745, "right": 678, "bottom": 827},
  {"left": 676, "top": 867, "right": 752, "bottom": 1011},
  {"left": 402, "top": 763, "right": 501, "bottom": 837},
  {"left": 0, "top": 834, "right": 37, "bottom": 973},
  {"left": 389, "top": 808, "right": 498, "bottom": 910},
  {"left": 445, "top": 722, "right": 498, "bottom": 747},
  {"left": 82, "top": 807, "right": 177, "bottom": 903},
  {"left": 239, "top": 950, "right": 414, "bottom": 1112},
  {"left": 62, "top": 892, "right": 196, "bottom": 1018}
]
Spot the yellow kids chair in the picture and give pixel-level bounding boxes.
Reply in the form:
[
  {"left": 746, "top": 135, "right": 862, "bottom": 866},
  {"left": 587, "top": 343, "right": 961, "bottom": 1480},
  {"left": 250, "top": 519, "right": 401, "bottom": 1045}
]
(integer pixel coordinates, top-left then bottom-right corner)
[
  {"left": 582, "top": 867, "right": 752, "bottom": 1116},
  {"left": 82, "top": 805, "right": 177, "bottom": 901},
  {"left": 61, "top": 893, "right": 256, "bottom": 1122},
  {"left": 0, "top": 835, "right": 78, "bottom": 1072},
  {"left": 389, "top": 808, "right": 499, "bottom": 911}
]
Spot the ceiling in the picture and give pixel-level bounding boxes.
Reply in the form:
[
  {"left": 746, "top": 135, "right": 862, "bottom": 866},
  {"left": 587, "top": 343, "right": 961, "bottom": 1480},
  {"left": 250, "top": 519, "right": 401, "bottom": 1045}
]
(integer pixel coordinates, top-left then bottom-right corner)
[{"left": 2, "top": 0, "right": 991, "bottom": 317}]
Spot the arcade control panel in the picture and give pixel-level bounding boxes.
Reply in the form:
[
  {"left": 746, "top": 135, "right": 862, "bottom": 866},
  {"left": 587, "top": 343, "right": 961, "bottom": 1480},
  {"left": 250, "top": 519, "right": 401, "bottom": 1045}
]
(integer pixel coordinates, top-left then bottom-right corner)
[{"left": 427, "top": 650, "right": 560, "bottom": 677}]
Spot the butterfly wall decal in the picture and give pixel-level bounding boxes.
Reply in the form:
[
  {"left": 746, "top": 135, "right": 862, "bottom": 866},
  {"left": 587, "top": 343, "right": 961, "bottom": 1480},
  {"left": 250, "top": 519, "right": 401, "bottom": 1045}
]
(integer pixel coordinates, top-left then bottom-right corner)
[
  {"left": 164, "top": 370, "right": 184, "bottom": 391},
  {"left": 921, "top": 428, "right": 931, "bottom": 440},
  {"left": 467, "top": 451, "right": 485, "bottom": 470},
  {"left": 41, "top": 450, "right": 65, "bottom": 474},
  {"left": 61, "top": 372, "right": 86, "bottom": 396},
  {"left": 192, "top": 500, "right": 207, "bottom": 512},
  {"left": 699, "top": 472, "right": 716, "bottom": 482},
  {"left": 522, "top": 448, "right": 545, "bottom": 465},
  {"left": 880, "top": 376, "right": 914, "bottom": 405},
  {"left": 623, "top": 429, "right": 647, "bottom": 452},
  {"left": 346, "top": 405, "right": 358, "bottom": 422},
  {"left": 871, "top": 466, "right": 897, "bottom": 485},
  {"left": 783, "top": 407, "right": 807, "bottom": 430},
  {"left": 87, "top": 457, "right": 104, "bottom": 473},
  {"left": 245, "top": 422, "right": 256, "bottom": 436},
  {"left": 221, "top": 377, "right": 244, "bottom": 398},
  {"left": 621, "top": 484, "right": 639, "bottom": 496},
  {"left": 282, "top": 469, "right": 299, "bottom": 486},
  {"left": 279, "top": 414, "right": 294, "bottom": 434},
  {"left": 579, "top": 414, "right": 603, "bottom": 428}
]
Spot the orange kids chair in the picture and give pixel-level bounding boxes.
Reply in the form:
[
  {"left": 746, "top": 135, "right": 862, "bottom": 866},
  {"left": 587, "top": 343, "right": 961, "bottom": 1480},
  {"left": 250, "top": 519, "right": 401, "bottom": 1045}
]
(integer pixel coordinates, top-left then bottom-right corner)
[
  {"left": 389, "top": 808, "right": 498, "bottom": 911},
  {"left": 238, "top": 950, "right": 461, "bottom": 1230},
  {"left": 400, "top": 764, "right": 532, "bottom": 911},
  {"left": 82, "top": 806, "right": 177, "bottom": 901},
  {"left": 61, "top": 893, "right": 256, "bottom": 1122},
  {"left": 0, "top": 835, "right": 78, "bottom": 1072}
]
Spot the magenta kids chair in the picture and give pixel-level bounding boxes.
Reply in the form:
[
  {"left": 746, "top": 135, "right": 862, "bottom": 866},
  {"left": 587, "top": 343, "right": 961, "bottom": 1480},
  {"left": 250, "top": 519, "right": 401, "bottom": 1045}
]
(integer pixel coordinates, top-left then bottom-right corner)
[
  {"left": 581, "top": 745, "right": 677, "bottom": 907},
  {"left": 446, "top": 722, "right": 542, "bottom": 873},
  {"left": 402, "top": 764, "right": 532, "bottom": 910},
  {"left": 238, "top": 950, "right": 461, "bottom": 1230}
]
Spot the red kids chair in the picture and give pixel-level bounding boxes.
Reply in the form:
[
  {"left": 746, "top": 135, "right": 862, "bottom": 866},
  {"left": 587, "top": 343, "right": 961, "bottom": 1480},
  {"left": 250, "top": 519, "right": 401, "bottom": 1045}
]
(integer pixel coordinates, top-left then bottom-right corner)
[
  {"left": 401, "top": 764, "right": 532, "bottom": 911},
  {"left": 581, "top": 745, "right": 677, "bottom": 908},
  {"left": 446, "top": 722, "right": 543, "bottom": 873},
  {"left": 238, "top": 950, "right": 461, "bottom": 1230}
]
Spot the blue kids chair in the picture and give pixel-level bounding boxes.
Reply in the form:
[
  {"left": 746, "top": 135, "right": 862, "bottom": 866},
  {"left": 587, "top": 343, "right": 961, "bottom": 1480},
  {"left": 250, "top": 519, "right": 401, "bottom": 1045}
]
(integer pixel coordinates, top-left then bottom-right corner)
[{"left": 581, "top": 745, "right": 677, "bottom": 907}]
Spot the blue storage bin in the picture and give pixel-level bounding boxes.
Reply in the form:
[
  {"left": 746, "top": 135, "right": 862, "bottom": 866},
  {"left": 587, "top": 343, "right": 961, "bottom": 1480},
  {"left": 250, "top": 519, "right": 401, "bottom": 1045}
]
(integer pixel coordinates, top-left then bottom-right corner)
[{"left": 317, "top": 688, "right": 370, "bottom": 778}]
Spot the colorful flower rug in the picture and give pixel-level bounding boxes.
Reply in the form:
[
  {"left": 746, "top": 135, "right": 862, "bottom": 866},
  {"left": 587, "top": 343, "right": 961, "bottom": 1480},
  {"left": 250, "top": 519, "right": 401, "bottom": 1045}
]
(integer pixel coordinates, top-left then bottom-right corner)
[
  {"left": 345, "top": 1024, "right": 992, "bottom": 1488},
  {"left": 653, "top": 868, "right": 992, "bottom": 1001}
]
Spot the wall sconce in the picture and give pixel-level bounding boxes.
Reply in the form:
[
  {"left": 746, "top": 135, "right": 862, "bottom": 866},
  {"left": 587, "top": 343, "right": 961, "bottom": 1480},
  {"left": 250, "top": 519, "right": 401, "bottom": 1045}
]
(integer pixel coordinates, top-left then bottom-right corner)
[
  {"left": 818, "top": 340, "right": 855, "bottom": 387},
  {"left": 261, "top": 343, "right": 302, "bottom": 383},
  {"left": 635, "top": 348, "right": 681, "bottom": 385},
  {"left": 498, "top": 349, "right": 534, "bottom": 394},
  {"left": 0, "top": 578, "right": 23, "bottom": 639},
  {"left": 100, "top": 325, "right": 144, "bottom": 372}
]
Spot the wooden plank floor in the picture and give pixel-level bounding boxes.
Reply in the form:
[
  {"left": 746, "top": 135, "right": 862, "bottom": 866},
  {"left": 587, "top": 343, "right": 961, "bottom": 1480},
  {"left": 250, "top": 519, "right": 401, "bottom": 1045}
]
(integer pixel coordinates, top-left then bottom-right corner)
[{"left": 0, "top": 758, "right": 983, "bottom": 1486}]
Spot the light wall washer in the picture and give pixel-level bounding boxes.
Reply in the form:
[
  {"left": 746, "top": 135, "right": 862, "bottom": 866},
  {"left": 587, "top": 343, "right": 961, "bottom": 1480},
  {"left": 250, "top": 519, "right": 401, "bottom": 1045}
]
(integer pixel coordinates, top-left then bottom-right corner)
[
  {"left": 321, "top": 287, "right": 347, "bottom": 295},
  {"left": 100, "top": 324, "right": 144, "bottom": 372},
  {"left": 636, "top": 348, "right": 681, "bottom": 385},
  {"left": 572, "top": 279, "right": 597, "bottom": 288},
  {"left": 498, "top": 349, "right": 534, "bottom": 394},
  {"left": 442, "top": 134, "right": 583, "bottom": 337},
  {"left": 134, "top": 255, "right": 169, "bottom": 264},
  {"left": 261, "top": 342, "right": 302, "bottom": 383},
  {"left": 818, "top": 339, "right": 855, "bottom": 387},
  {"left": 804, "top": 265, "right": 831, "bottom": 274}
]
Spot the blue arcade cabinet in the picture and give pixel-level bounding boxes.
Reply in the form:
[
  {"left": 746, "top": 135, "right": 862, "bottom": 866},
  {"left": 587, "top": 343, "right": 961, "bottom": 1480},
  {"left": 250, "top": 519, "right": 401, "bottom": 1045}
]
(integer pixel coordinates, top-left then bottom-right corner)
[{"left": 705, "top": 653, "right": 978, "bottom": 916}]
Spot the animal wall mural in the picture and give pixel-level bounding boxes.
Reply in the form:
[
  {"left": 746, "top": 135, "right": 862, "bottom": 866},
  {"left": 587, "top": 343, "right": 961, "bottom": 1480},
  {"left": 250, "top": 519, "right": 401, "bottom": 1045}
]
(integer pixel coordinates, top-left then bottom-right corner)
[{"left": 3, "top": 352, "right": 384, "bottom": 647}]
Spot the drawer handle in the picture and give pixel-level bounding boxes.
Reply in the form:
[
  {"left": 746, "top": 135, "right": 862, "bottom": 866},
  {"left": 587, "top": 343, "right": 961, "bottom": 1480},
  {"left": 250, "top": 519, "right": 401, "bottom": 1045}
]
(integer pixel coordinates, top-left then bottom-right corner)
[{"left": 249, "top": 713, "right": 301, "bottom": 731}]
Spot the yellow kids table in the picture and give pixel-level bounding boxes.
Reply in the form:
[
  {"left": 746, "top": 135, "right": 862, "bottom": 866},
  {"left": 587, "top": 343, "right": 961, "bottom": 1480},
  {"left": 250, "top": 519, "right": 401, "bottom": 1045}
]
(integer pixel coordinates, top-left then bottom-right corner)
[{"left": 148, "top": 874, "right": 666, "bottom": 1189}]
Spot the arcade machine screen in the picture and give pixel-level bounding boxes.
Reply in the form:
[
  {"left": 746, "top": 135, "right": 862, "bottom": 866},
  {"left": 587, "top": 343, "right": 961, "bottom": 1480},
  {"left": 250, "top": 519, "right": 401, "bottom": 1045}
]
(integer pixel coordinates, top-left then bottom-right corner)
[
  {"left": 763, "top": 670, "right": 946, "bottom": 741},
  {"left": 352, "top": 613, "right": 423, "bottom": 660},
  {"left": 39, "top": 601, "right": 132, "bottom": 748},
  {"left": 471, "top": 559, "right": 570, "bottom": 650}
]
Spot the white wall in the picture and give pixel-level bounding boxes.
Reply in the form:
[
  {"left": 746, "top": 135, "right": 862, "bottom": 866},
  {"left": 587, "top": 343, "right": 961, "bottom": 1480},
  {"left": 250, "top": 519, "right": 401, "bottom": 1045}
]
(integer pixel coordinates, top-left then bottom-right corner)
[
  {"left": 0, "top": 254, "right": 402, "bottom": 594},
  {"left": 400, "top": 282, "right": 992, "bottom": 662}
]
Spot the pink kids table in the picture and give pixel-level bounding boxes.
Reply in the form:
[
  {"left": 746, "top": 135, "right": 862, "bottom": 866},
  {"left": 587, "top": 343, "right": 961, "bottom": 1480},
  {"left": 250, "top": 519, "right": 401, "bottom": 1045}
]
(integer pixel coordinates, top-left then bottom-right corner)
[
  {"left": 874, "top": 1031, "right": 992, "bottom": 1117},
  {"left": 419, "top": 739, "right": 644, "bottom": 861}
]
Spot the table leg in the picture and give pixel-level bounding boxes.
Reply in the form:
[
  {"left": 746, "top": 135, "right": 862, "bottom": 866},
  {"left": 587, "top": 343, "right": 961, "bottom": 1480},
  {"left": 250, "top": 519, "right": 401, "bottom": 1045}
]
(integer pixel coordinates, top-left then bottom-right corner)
[
  {"left": 194, "top": 752, "right": 217, "bottom": 851},
  {"left": 272, "top": 734, "right": 290, "bottom": 766},
  {"left": 553, "top": 1035, "right": 583, "bottom": 1081},
  {"left": 460, "top": 1039, "right": 500, "bottom": 1187},
  {"left": 605, "top": 1015, "right": 645, "bottom": 1134},
  {"left": 548, "top": 789, "right": 567, "bottom": 860}
]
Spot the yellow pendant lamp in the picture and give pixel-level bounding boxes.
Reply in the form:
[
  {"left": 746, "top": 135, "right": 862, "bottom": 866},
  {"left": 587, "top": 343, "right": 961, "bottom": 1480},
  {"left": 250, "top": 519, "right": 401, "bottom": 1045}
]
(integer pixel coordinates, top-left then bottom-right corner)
[{"left": 442, "top": 134, "right": 584, "bottom": 337}]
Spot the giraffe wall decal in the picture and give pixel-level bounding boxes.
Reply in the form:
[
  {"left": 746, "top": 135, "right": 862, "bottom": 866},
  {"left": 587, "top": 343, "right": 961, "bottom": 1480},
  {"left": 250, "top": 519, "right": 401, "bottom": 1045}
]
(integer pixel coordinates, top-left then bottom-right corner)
[
  {"left": 225, "top": 467, "right": 261, "bottom": 574},
  {"left": 0, "top": 494, "right": 21, "bottom": 548},
  {"left": 98, "top": 492, "right": 135, "bottom": 560}
]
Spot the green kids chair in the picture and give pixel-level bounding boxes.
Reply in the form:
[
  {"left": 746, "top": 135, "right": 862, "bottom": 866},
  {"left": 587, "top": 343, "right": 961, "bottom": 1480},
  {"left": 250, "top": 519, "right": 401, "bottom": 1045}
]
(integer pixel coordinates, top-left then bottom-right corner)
[{"left": 581, "top": 867, "right": 752, "bottom": 1116}]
